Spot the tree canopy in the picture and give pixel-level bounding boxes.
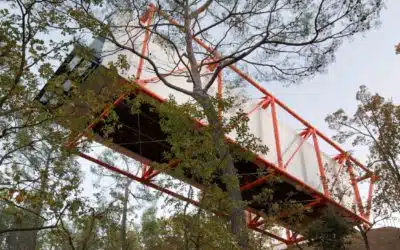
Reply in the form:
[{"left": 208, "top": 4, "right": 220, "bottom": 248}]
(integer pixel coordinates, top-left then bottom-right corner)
[{"left": 326, "top": 85, "right": 400, "bottom": 215}]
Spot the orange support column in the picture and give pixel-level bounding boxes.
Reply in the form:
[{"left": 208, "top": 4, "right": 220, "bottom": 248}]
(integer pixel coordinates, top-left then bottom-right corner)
[
  {"left": 347, "top": 163, "right": 365, "bottom": 217},
  {"left": 136, "top": 6, "right": 155, "bottom": 80},
  {"left": 271, "top": 99, "right": 283, "bottom": 169},
  {"left": 284, "top": 128, "right": 312, "bottom": 170},
  {"left": 312, "top": 131, "right": 330, "bottom": 198},
  {"left": 365, "top": 176, "right": 376, "bottom": 220}
]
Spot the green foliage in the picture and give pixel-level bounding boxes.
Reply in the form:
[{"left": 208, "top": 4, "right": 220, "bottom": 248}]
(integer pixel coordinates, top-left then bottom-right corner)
[
  {"left": 44, "top": 206, "right": 141, "bottom": 250},
  {"left": 90, "top": 149, "right": 156, "bottom": 250},
  {"left": 139, "top": 206, "right": 280, "bottom": 250},
  {"left": 140, "top": 206, "right": 239, "bottom": 250},
  {"left": 127, "top": 92, "right": 269, "bottom": 210},
  {"left": 0, "top": 139, "right": 83, "bottom": 249},
  {"left": 140, "top": 207, "right": 163, "bottom": 250},
  {"left": 304, "top": 208, "right": 354, "bottom": 250},
  {"left": 326, "top": 86, "right": 400, "bottom": 213}
]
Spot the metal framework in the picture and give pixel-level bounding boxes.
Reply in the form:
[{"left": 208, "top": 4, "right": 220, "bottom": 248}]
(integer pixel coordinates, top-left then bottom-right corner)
[{"left": 65, "top": 4, "right": 376, "bottom": 245}]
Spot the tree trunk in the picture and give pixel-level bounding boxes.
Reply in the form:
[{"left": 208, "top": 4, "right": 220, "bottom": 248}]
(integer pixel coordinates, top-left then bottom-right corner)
[
  {"left": 360, "top": 230, "right": 370, "bottom": 250},
  {"left": 121, "top": 179, "right": 132, "bottom": 250},
  {"left": 194, "top": 92, "right": 249, "bottom": 250},
  {"left": 5, "top": 219, "right": 39, "bottom": 250},
  {"left": 223, "top": 154, "right": 250, "bottom": 250},
  {"left": 28, "top": 151, "right": 51, "bottom": 250},
  {"left": 5, "top": 151, "right": 51, "bottom": 250}
]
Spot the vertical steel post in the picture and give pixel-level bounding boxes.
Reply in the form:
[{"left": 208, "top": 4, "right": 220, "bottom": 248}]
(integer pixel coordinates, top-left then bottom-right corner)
[
  {"left": 347, "top": 163, "right": 365, "bottom": 216},
  {"left": 365, "top": 177, "right": 375, "bottom": 220},
  {"left": 312, "top": 131, "right": 330, "bottom": 198},
  {"left": 135, "top": 6, "right": 155, "bottom": 80},
  {"left": 271, "top": 99, "right": 283, "bottom": 168},
  {"left": 284, "top": 128, "right": 312, "bottom": 170}
]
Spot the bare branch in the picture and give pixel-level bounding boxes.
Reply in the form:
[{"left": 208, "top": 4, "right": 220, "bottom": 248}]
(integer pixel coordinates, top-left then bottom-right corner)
[{"left": 0, "top": 204, "right": 69, "bottom": 235}]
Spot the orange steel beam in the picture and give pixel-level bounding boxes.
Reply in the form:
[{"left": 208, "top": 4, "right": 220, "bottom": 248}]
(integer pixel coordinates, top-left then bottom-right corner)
[
  {"left": 248, "top": 217, "right": 304, "bottom": 246},
  {"left": 332, "top": 152, "right": 368, "bottom": 217},
  {"left": 330, "top": 153, "right": 349, "bottom": 193},
  {"left": 261, "top": 96, "right": 272, "bottom": 109},
  {"left": 174, "top": 30, "right": 371, "bottom": 176},
  {"left": 246, "top": 198, "right": 325, "bottom": 245},
  {"left": 305, "top": 198, "right": 323, "bottom": 208},
  {"left": 135, "top": 6, "right": 155, "bottom": 80},
  {"left": 246, "top": 210, "right": 305, "bottom": 245},
  {"left": 145, "top": 159, "right": 182, "bottom": 180},
  {"left": 365, "top": 176, "right": 376, "bottom": 220},
  {"left": 223, "top": 138, "right": 371, "bottom": 225},
  {"left": 79, "top": 152, "right": 201, "bottom": 207},
  {"left": 248, "top": 216, "right": 266, "bottom": 229},
  {"left": 141, "top": 164, "right": 152, "bottom": 178},
  {"left": 240, "top": 172, "right": 274, "bottom": 192},
  {"left": 288, "top": 236, "right": 305, "bottom": 245},
  {"left": 247, "top": 97, "right": 271, "bottom": 116},
  {"left": 311, "top": 130, "right": 330, "bottom": 198},
  {"left": 347, "top": 163, "right": 365, "bottom": 217},
  {"left": 270, "top": 99, "right": 283, "bottom": 168},
  {"left": 248, "top": 213, "right": 261, "bottom": 225}
]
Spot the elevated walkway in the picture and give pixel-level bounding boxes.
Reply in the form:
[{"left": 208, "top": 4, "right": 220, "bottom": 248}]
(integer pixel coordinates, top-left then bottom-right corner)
[{"left": 37, "top": 6, "right": 376, "bottom": 245}]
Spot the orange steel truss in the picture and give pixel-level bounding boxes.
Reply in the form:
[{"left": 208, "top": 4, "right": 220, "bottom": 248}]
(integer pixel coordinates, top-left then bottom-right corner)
[{"left": 66, "top": 4, "right": 377, "bottom": 245}]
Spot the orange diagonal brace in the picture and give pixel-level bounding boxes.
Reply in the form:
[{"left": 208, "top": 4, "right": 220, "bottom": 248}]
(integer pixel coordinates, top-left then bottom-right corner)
[
  {"left": 284, "top": 128, "right": 312, "bottom": 170},
  {"left": 240, "top": 172, "right": 274, "bottom": 192},
  {"left": 144, "top": 159, "right": 181, "bottom": 180}
]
